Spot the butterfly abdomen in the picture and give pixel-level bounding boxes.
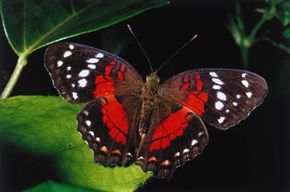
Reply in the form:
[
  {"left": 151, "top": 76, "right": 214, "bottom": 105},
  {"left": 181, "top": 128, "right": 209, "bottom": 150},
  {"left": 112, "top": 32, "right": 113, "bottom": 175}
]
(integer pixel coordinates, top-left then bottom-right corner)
[{"left": 138, "top": 73, "right": 161, "bottom": 135}]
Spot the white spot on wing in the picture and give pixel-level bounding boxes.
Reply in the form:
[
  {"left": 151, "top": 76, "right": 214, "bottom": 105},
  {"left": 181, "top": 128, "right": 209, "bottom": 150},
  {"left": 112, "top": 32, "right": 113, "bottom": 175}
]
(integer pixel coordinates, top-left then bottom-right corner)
[
  {"left": 86, "top": 58, "right": 99, "bottom": 63},
  {"left": 246, "top": 91, "right": 253, "bottom": 98},
  {"left": 88, "top": 131, "right": 94, "bottom": 137},
  {"left": 95, "top": 137, "right": 101, "bottom": 142},
  {"left": 236, "top": 94, "right": 241, "bottom": 99},
  {"left": 72, "top": 92, "right": 78, "bottom": 99},
  {"left": 78, "top": 79, "right": 87, "bottom": 87},
  {"left": 242, "top": 73, "right": 247, "bottom": 78},
  {"left": 241, "top": 80, "right": 249, "bottom": 88},
  {"left": 217, "top": 91, "right": 227, "bottom": 101},
  {"left": 66, "top": 74, "right": 72, "bottom": 79},
  {"left": 212, "top": 85, "right": 221, "bottom": 90},
  {"left": 63, "top": 51, "right": 72, "bottom": 58},
  {"left": 191, "top": 139, "right": 198, "bottom": 146},
  {"left": 233, "top": 102, "right": 238, "bottom": 106},
  {"left": 57, "top": 60, "right": 63, "bottom": 67},
  {"left": 79, "top": 69, "right": 90, "bottom": 77},
  {"left": 87, "top": 64, "right": 96, "bottom": 69},
  {"left": 174, "top": 152, "right": 181, "bottom": 157},
  {"left": 183, "top": 148, "right": 190, "bottom": 153},
  {"left": 218, "top": 116, "right": 225, "bottom": 124},
  {"left": 96, "top": 53, "right": 104, "bottom": 58},
  {"left": 71, "top": 83, "right": 75, "bottom": 88},
  {"left": 209, "top": 72, "right": 218, "bottom": 77},
  {"left": 85, "top": 120, "right": 91, "bottom": 126},
  {"left": 212, "top": 78, "right": 224, "bottom": 85},
  {"left": 137, "top": 156, "right": 144, "bottom": 161},
  {"left": 215, "top": 101, "right": 224, "bottom": 110},
  {"left": 226, "top": 109, "right": 230, "bottom": 113},
  {"left": 198, "top": 132, "right": 204, "bottom": 136},
  {"left": 83, "top": 110, "right": 89, "bottom": 116},
  {"left": 67, "top": 66, "right": 71, "bottom": 71},
  {"left": 69, "top": 44, "right": 74, "bottom": 49}
]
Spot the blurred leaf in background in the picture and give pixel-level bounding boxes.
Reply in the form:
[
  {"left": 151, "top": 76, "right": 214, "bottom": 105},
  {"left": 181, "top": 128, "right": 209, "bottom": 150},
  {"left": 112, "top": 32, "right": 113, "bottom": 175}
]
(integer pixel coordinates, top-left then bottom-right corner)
[{"left": 227, "top": 0, "right": 290, "bottom": 67}]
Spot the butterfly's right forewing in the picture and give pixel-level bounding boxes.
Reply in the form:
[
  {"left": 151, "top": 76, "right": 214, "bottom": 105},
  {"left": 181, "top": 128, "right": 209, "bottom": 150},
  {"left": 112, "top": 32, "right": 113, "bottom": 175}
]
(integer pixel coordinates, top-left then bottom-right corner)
[{"left": 162, "top": 69, "right": 268, "bottom": 129}]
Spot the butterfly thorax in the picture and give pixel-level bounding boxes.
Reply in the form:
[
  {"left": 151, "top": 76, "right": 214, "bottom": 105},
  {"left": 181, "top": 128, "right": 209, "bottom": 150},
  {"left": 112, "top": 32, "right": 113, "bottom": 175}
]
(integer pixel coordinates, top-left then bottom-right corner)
[{"left": 138, "top": 73, "right": 161, "bottom": 135}]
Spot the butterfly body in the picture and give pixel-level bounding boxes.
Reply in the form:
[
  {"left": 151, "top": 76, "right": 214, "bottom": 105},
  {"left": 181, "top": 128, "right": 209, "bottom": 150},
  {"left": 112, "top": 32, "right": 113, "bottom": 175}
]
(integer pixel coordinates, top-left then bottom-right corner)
[
  {"left": 45, "top": 42, "right": 268, "bottom": 179},
  {"left": 139, "top": 73, "right": 161, "bottom": 135}
]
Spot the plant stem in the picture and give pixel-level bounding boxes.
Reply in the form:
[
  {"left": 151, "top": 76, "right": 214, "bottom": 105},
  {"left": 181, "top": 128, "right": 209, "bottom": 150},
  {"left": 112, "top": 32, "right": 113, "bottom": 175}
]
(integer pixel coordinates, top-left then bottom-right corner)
[
  {"left": 239, "top": 4, "right": 275, "bottom": 67},
  {"left": 249, "top": 4, "right": 275, "bottom": 41},
  {"left": 240, "top": 44, "right": 249, "bottom": 68},
  {"left": 1, "top": 55, "right": 28, "bottom": 99}
]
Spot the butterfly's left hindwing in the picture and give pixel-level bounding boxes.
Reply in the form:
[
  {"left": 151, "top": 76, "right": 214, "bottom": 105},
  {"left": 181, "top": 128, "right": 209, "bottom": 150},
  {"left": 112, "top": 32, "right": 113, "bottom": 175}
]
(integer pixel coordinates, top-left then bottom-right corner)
[
  {"left": 77, "top": 95, "right": 141, "bottom": 167},
  {"left": 45, "top": 42, "right": 143, "bottom": 167}
]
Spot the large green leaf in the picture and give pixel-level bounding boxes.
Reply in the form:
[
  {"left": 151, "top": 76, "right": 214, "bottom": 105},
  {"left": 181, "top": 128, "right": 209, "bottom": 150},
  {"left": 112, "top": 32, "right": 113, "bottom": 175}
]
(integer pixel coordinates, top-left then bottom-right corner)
[
  {"left": 0, "top": 96, "right": 151, "bottom": 192},
  {"left": 0, "top": 0, "right": 169, "bottom": 56},
  {"left": 24, "top": 181, "right": 95, "bottom": 192}
]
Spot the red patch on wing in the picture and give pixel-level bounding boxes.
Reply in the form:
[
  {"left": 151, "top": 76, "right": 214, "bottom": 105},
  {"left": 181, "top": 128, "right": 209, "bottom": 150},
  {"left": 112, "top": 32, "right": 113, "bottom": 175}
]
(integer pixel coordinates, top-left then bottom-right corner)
[
  {"left": 105, "top": 60, "right": 116, "bottom": 76},
  {"left": 182, "top": 74, "right": 208, "bottom": 116},
  {"left": 117, "top": 64, "right": 126, "bottom": 81},
  {"left": 94, "top": 61, "right": 127, "bottom": 98},
  {"left": 149, "top": 107, "right": 193, "bottom": 151},
  {"left": 100, "top": 96, "right": 129, "bottom": 145},
  {"left": 93, "top": 75, "right": 115, "bottom": 97}
]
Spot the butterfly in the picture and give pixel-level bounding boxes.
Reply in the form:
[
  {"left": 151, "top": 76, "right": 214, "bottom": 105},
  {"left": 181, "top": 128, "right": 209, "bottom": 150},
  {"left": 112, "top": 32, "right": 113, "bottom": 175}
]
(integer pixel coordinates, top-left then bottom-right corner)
[{"left": 44, "top": 42, "right": 268, "bottom": 179}]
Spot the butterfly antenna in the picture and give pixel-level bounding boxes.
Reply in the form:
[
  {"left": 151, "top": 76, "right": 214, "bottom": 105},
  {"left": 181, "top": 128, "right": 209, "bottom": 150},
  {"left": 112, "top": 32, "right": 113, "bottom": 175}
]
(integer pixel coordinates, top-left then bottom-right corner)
[
  {"left": 156, "top": 34, "right": 198, "bottom": 73},
  {"left": 127, "top": 24, "right": 154, "bottom": 73}
]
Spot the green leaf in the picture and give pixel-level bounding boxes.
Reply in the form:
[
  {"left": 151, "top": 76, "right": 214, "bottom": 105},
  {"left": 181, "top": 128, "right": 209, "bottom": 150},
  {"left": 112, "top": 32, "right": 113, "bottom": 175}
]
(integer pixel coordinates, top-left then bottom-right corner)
[
  {"left": 24, "top": 181, "right": 95, "bottom": 192},
  {"left": 0, "top": 0, "right": 169, "bottom": 57},
  {"left": 0, "top": 96, "right": 151, "bottom": 192},
  {"left": 283, "top": 28, "right": 290, "bottom": 39},
  {"left": 227, "top": 4, "right": 244, "bottom": 46},
  {"left": 265, "top": 0, "right": 285, "bottom": 5},
  {"left": 275, "top": 0, "right": 290, "bottom": 25}
]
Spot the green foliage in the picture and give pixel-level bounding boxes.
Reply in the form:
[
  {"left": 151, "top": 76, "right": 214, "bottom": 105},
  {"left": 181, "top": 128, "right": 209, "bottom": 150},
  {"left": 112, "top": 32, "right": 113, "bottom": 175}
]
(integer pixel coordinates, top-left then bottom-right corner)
[
  {"left": 24, "top": 181, "right": 96, "bottom": 192},
  {"left": 283, "top": 28, "right": 290, "bottom": 39},
  {"left": 227, "top": 0, "right": 290, "bottom": 67},
  {"left": 0, "top": 96, "right": 151, "bottom": 192},
  {"left": 0, "top": 0, "right": 168, "bottom": 56},
  {"left": 263, "top": 0, "right": 290, "bottom": 25},
  {"left": 0, "top": 0, "right": 169, "bottom": 99}
]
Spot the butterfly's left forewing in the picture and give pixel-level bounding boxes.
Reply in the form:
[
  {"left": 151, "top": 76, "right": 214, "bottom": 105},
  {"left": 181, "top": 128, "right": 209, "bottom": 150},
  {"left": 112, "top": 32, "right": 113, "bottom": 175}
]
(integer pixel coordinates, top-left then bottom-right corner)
[
  {"left": 45, "top": 42, "right": 143, "bottom": 103},
  {"left": 45, "top": 42, "right": 143, "bottom": 167}
]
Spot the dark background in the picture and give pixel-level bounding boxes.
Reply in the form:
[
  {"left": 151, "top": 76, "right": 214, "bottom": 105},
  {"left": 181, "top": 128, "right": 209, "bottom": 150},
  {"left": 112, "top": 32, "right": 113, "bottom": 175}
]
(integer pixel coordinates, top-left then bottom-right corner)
[{"left": 1, "top": 0, "right": 289, "bottom": 191}]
